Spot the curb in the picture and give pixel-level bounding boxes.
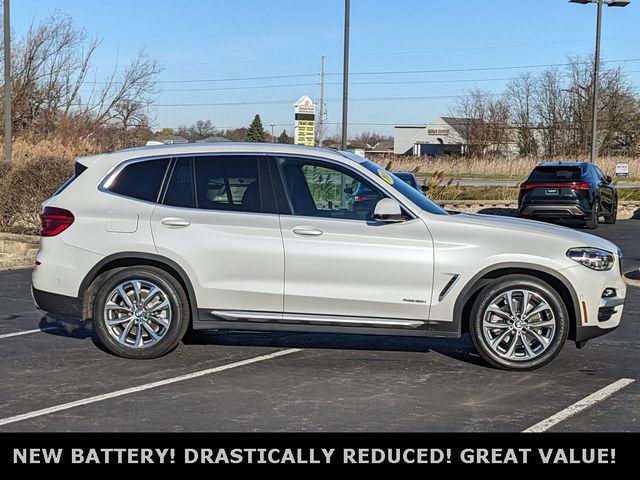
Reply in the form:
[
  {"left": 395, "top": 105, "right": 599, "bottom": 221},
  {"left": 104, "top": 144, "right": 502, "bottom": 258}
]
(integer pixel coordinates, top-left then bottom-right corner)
[{"left": 0, "top": 256, "right": 36, "bottom": 271}]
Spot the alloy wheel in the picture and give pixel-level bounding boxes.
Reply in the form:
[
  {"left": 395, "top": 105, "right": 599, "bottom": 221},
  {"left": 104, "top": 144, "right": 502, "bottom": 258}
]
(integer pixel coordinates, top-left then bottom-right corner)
[
  {"left": 481, "top": 289, "right": 556, "bottom": 361},
  {"left": 103, "top": 279, "right": 172, "bottom": 349}
]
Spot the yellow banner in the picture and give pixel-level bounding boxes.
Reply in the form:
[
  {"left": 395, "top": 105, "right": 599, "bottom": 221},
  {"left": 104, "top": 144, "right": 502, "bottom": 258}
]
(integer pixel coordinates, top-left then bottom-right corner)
[{"left": 295, "top": 120, "right": 315, "bottom": 146}]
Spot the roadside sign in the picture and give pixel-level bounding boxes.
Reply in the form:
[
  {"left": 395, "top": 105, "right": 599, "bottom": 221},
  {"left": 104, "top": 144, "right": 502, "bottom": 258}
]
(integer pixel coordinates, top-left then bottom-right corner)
[
  {"left": 615, "top": 162, "right": 629, "bottom": 177},
  {"left": 294, "top": 96, "right": 316, "bottom": 147}
]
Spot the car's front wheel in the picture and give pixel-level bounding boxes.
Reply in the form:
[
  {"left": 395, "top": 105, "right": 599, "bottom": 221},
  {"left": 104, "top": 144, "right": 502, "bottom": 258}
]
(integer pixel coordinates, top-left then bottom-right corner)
[
  {"left": 469, "top": 275, "right": 569, "bottom": 370},
  {"left": 92, "top": 266, "right": 190, "bottom": 359}
]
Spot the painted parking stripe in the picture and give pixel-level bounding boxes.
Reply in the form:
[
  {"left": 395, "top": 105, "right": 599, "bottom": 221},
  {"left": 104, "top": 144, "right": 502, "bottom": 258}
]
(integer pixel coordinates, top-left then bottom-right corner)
[
  {"left": 0, "top": 327, "right": 59, "bottom": 339},
  {"left": 523, "top": 378, "right": 635, "bottom": 433},
  {"left": 0, "top": 348, "right": 301, "bottom": 427}
]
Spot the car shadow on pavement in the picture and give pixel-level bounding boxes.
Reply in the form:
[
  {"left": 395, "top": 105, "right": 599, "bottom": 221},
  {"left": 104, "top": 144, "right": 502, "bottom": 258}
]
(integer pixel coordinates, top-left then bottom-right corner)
[
  {"left": 38, "top": 314, "right": 93, "bottom": 339},
  {"left": 37, "top": 314, "right": 486, "bottom": 367},
  {"left": 182, "top": 330, "right": 486, "bottom": 367}
]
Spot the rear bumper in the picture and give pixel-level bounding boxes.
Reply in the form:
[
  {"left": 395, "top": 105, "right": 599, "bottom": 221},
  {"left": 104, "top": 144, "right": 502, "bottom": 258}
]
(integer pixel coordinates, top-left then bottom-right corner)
[
  {"left": 32, "top": 287, "right": 82, "bottom": 319},
  {"left": 519, "top": 204, "right": 590, "bottom": 218}
]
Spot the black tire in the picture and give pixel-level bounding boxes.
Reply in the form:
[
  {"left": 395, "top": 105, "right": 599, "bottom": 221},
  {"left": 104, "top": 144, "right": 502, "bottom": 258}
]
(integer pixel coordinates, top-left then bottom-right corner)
[
  {"left": 92, "top": 266, "right": 190, "bottom": 359},
  {"left": 603, "top": 200, "right": 617, "bottom": 225},
  {"left": 469, "top": 275, "right": 569, "bottom": 371},
  {"left": 585, "top": 200, "right": 599, "bottom": 229}
]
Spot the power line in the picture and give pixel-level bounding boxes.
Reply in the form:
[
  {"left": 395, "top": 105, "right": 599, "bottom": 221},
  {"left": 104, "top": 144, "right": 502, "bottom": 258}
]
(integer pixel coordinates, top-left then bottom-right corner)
[
  {"left": 160, "top": 82, "right": 318, "bottom": 93},
  {"left": 156, "top": 94, "right": 471, "bottom": 107},
  {"left": 325, "top": 58, "right": 640, "bottom": 77},
  {"left": 84, "top": 58, "right": 640, "bottom": 86},
  {"left": 153, "top": 77, "right": 516, "bottom": 94}
]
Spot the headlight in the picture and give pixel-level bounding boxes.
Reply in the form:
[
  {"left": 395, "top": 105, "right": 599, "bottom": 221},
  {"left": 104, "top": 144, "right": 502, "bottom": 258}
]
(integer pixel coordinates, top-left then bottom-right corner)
[{"left": 567, "top": 247, "right": 615, "bottom": 271}]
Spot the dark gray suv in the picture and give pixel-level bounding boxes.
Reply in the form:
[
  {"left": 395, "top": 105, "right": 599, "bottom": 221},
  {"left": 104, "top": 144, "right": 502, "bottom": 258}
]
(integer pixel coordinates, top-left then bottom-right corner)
[{"left": 518, "top": 162, "right": 618, "bottom": 229}]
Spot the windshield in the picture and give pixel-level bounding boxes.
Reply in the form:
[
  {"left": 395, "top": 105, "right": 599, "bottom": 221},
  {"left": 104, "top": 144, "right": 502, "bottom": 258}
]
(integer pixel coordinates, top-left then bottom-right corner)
[{"left": 357, "top": 159, "right": 448, "bottom": 215}]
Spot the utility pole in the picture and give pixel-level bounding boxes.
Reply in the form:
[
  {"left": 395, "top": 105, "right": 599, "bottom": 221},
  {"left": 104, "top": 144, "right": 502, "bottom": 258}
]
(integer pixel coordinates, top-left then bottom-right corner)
[
  {"left": 341, "top": 0, "right": 350, "bottom": 151},
  {"left": 3, "top": 0, "right": 11, "bottom": 164},
  {"left": 269, "top": 124, "right": 275, "bottom": 143},
  {"left": 317, "top": 56, "right": 325, "bottom": 147}
]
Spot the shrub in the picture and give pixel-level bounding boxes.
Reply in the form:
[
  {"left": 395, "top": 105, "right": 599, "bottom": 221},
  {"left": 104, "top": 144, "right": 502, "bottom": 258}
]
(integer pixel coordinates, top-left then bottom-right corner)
[{"left": 0, "top": 156, "right": 73, "bottom": 234}]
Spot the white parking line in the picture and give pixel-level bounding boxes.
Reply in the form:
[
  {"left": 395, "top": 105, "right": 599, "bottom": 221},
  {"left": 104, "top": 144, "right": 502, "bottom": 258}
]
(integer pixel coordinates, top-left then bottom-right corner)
[
  {"left": 0, "top": 327, "right": 59, "bottom": 339},
  {"left": 523, "top": 378, "right": 636, "bottom": 432},
  {"left": 0, "top": 348, "right": 301, "bottom": 427}
]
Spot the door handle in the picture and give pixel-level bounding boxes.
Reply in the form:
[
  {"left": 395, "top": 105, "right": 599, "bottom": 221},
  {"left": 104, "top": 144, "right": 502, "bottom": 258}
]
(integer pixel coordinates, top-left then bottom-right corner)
[
  {"left": 292, "top": 226, "right": 323, "bottom": 237},
  {"left": 161, "top": 217, "right": 191, "bottom": 228}
]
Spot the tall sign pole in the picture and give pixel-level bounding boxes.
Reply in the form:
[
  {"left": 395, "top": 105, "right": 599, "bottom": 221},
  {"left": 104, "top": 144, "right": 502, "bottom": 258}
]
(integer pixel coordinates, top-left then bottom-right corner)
[
  {"left": 341, "top": 0, "right": 350, "bottom": 150},
  {"left": 3, "top": 0, "right": 11, "bottom": 164}
]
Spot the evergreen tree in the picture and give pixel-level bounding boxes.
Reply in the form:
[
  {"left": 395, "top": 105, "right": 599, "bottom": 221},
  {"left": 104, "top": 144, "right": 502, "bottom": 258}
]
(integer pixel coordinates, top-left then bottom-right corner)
[
  {"left": 277, "top": 129, "right": 291, "bottom": 144},
  {"left": 245, "top": 114, "right": 267, "bottom": 142}
]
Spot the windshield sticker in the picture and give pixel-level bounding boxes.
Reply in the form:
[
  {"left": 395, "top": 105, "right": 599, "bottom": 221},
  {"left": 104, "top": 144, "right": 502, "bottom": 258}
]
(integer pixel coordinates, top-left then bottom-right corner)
[{"left": 377, "top": 169, "right": 394, "bottom": 185}]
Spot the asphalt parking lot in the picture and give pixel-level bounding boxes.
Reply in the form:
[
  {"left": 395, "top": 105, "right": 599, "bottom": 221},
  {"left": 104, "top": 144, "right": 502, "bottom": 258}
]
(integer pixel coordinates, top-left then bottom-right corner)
[{"left": 0, "top": 220, "right": 638, "bottom": 432}]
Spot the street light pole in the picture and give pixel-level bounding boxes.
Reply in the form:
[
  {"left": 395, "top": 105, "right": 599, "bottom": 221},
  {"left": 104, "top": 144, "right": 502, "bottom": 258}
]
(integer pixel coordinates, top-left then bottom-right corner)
[
  {"left": 569, "top": 0, "right": 630, "bottom": 163},
  {"left": 590, "top": 0, "right": 603, "bottom": 163},
  {"left": 341, "top": 0, "right": 350, "bottom": 151},
  {"left": 269, "top": 124, "right": 275, "bottom": 143},
  {"left": 3, "top": 0, "right": 11, "bottom": 164}
]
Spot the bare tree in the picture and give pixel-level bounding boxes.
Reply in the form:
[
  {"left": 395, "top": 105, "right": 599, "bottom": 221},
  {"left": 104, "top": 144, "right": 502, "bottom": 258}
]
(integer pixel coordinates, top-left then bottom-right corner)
[
  {"left": 451, "top": 88, "right": 511, "bottom": 157},
  {"left": 350, "top": 131, "right": 392, "bottom": 149},
  {"left": 506, "top": 73, "right": 538, "bottom": 156},
  {"left": 1, "top": 14, "right": 160, "bottom": 148}
]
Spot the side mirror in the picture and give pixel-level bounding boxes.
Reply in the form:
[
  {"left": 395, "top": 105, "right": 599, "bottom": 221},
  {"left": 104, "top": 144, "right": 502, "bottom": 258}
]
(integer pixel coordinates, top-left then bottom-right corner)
[
  {"left": 420, "top": 185, "right": 429, "bottom": 194},
  {"left": 343, "top": 187, "right": 353, "bottom": 195},
  {"left": 606, "top": 175, "right": 612, "bottom": 183},
  {"left": 373, "top": 198, "right": 405, "bottom": 223}
]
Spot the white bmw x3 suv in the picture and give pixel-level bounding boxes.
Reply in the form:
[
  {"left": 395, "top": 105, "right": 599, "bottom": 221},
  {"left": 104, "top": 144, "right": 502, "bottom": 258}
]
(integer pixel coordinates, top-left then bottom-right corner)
[{"left": 32, "top": 143, "right": 626, "bottom": 370}]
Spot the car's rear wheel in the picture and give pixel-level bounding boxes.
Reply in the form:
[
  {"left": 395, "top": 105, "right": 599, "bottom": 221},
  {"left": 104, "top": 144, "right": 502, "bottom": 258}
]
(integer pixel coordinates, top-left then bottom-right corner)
[
  {"left": 603, "top": 200, "right": 617, "bottom": 224},
  {"left": 585, "top": 201, "right": 599, "bottom": 229},
  {"left": 469, "top": 275, "right": 569, "bottom": 371},
  {"left": 92, "top": 266, "right": 190, "bottom": 359}
]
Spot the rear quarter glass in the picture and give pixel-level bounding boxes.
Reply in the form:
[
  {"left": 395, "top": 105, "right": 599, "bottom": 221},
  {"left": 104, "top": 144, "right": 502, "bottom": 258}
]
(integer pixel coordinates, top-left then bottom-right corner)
[{"left": 53, "top": 162, "right": 88, "bottom": 196}]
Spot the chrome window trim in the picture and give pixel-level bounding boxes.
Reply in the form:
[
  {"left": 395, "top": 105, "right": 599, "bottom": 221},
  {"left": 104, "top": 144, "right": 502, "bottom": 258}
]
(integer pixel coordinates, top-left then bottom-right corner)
[{"left": 98, "top": 151, "right": 422, "bottom": 219}]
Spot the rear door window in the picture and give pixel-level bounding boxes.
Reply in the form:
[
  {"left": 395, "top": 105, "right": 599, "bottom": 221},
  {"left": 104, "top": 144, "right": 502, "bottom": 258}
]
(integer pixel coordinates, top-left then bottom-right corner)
[
  {"left": 194, "top": 156, "right": 262, "bottom": 213},
  {"left": 107, "top": 158, "right": 170, "bottom": 202}
]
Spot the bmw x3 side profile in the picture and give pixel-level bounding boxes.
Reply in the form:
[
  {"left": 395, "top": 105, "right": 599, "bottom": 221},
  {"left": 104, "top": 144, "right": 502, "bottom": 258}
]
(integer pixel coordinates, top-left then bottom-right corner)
[{"left": 32, "top": 144, "right": 626, "bottom": 370}]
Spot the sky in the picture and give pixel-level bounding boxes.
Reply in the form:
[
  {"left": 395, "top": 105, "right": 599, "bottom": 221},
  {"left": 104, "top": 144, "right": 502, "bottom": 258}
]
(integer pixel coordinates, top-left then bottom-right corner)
[{"left": 10, "top": 0, "right": 640, "bottom": 137}]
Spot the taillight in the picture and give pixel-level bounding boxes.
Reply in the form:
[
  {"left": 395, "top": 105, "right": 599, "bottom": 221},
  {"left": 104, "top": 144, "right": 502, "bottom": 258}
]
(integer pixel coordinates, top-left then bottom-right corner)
[
  {"left": 40, "top": 207, "right": 75, "bottom": 237},
  {"left": 520, "top": 182, "right": 591, "bottom": 190}
]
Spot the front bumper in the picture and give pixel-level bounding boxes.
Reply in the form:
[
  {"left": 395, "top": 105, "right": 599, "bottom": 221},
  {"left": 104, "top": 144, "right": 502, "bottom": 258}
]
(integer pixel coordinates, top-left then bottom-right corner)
[{"left": 563, "top": 262, "right": 626, "bottom": 342}]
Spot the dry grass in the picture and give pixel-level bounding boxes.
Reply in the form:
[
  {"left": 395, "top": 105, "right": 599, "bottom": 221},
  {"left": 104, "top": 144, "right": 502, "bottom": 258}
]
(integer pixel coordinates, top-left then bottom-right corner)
[
  {"left": 0, "top": 138, "right": 100, "bottom": 164},
  {"left": 375, "top": 155, "right": 640, "bottom": 180}
]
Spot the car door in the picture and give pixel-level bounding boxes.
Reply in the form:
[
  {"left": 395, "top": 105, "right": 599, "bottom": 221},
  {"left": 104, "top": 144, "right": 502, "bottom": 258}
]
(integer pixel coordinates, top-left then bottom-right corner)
[
  {"left": 594, "top": 165, "right": 615, "bottom": 213},
  {"left": 272, "top": 155, "right": 434, "bottom": 323},
  {"left": 150, "top": 154, "right": 284, "bottom": 314}
]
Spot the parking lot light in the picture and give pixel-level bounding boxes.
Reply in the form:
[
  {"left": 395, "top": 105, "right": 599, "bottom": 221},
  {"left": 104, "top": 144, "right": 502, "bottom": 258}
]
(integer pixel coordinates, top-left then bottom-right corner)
[{"left": 569, "top": 0, "right": 630, "bottom": 162}]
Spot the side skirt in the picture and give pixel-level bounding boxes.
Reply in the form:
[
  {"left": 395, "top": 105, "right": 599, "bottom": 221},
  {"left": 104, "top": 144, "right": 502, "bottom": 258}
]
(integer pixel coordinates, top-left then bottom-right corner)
[{"left": 194, "top": 310, "right": 460, "bottom": 338}]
